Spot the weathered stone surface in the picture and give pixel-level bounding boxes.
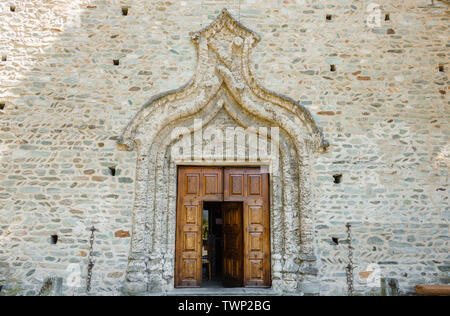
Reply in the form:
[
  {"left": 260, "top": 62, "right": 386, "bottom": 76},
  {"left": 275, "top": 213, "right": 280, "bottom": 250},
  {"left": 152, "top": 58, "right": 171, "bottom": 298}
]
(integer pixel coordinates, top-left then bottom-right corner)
[{"left": 0, "top": 0, "right": 448, "bottom": 296}]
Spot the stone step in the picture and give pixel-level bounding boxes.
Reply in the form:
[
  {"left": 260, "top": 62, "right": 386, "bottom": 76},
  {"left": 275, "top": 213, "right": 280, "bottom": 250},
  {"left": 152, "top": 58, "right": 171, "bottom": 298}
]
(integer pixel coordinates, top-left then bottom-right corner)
[{"left": 165, "top": 288, "right": 280, "bottom": 296}]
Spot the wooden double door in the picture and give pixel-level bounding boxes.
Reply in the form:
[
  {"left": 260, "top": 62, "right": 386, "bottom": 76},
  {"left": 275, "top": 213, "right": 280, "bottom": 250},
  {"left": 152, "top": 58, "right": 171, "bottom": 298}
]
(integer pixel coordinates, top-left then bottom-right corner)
[{"left": 175, "top": 167, "right": 271, "bottom": 288}]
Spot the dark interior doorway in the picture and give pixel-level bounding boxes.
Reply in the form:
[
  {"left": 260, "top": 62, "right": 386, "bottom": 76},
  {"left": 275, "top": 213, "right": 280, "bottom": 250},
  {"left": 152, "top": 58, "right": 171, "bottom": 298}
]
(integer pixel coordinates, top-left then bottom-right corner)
[{"left": 202, "top": 202, "right": 243, "bottom": 288}]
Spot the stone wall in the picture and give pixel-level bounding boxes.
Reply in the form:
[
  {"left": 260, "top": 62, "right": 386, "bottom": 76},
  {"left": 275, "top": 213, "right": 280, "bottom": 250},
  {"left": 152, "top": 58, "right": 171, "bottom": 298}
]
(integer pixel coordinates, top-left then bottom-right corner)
[{"left": 0, "top": 0, "right": 448, "bottom": 296}]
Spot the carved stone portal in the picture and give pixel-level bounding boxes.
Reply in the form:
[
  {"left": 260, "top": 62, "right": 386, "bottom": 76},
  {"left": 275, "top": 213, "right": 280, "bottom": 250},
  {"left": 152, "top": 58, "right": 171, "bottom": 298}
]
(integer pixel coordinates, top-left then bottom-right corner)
[{"left": 119, "top": 9, "right": 328, "bottom": 295}]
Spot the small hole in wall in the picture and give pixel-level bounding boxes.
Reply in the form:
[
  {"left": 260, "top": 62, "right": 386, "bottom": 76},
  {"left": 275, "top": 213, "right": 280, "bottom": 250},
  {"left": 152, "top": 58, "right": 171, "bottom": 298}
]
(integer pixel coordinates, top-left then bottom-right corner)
[
  {"left": 330, "top": 65, "right": 336, "bottom": 72},
  {"left": 109, "top": 166, "right": 116, "bottom": 176},
  {"left": 326, "top": 14, "right": 332, "bottom": 21},
  {"left": 332, "top": 237, "right": 339, "bottom": 245},
  {"left": 122, "top": 7, "right": 129, "bottom": 16},
  {"left": 333, "top": 174, "right": 342, "bottom": 184},
  {"left": 10, "top": 5, "right": 16, "bottom": 12},
  {"left": 0, "top": 285, "right": 3, "bottom": 293},
  {"left": 1, "top": 55, "right": 6, "bottom": 62},
  {"left": 50, "top": 235, "right": 58, "bottom": 245},
  {"left": 439, "top": 65, "right": 444, "bottom": 72},
  {"left": 0, "top": 102, "right": 5, "bottom": 110},
  {"left": 385, "top": 14, "right": 390, "bottom": 21},
  {"left": 113, "top": 59, "right": 120, "bottom": 66}
]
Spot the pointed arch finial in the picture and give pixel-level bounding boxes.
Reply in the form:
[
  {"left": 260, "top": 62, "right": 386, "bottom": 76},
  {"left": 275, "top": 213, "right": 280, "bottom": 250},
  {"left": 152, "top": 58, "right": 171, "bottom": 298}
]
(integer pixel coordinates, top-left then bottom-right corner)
[
  {"left": 119, "top": 9, "right": 328, "bottom": 152},
  {"left": 191, "top": 8, "right": 261, "bottom": 47}
]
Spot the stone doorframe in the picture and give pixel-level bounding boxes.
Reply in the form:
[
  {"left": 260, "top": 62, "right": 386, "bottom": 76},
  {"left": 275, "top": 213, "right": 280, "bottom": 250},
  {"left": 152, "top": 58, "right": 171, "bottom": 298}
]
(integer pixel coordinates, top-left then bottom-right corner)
[{"left": 118, "top": 9, "right": 328, "bottom": 295}]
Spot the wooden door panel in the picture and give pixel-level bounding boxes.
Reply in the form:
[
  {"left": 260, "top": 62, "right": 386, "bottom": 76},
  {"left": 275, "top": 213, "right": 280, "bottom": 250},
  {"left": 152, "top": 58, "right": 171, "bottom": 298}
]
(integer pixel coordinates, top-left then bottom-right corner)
[
  {"left": 185, "top": 173, "right": 200, "bottom": 195},
  {"left": 245, "top": 202, "right": 267, "bottom": 287},
  {"left": 250, "top": 260, "right": 264, "bottom": 279},
  {"left": 249, "top": 205, "right": 264, "bottom": 225},
  {"left": 175, "top": 167, "right": 222, "bottom": 288},
  {"left": 183, "top": 232, "right": 197, "bottom": 251},
  {"left": 225, "top": 174, "right": 245, "bottom": 200},
  {"left": 248, "top": 174, "right": 262, "bottom": 196},
  {"left": 231, "top": 175, "right": 244, "bottom": 196},
  {"left": 222, "top": 202, "right": 243, "bottom": 287},
  {"left": 202, "top": 168, "right": 223, "bottom": 200},
  {"left": 249, "top": 233, "right": 263, "bottom": 251},
  {"left": 184, "top": 205, "right": 198, "bottom": 225},
  {"left": 176, "top": 166, "right": 270, "bottom": 288},
  {"left": 183, "top": 260, "right": 196, "bottom": 278},
  {"left": 178, "top": 202, "right": 202, "bottom": 287},
  {"left": 224, "top": 168, "right": 271, "bottom": 288},
  {"left": 203, "top": 174, "right": 218, "bottom": 195}
]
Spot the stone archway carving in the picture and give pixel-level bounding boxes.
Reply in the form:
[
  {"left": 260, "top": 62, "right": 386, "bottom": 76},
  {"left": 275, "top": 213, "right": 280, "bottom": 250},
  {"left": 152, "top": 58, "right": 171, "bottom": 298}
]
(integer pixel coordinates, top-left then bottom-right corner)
[{"left": 119, "top": 9, "right": 328, "bottom": 295}]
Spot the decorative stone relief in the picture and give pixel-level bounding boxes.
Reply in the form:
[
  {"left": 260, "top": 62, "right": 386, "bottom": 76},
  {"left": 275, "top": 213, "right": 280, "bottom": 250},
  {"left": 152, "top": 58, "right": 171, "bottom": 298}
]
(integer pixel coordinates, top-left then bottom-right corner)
[{"left": 119, "top": 9, "right": 327, "bottom": 295}]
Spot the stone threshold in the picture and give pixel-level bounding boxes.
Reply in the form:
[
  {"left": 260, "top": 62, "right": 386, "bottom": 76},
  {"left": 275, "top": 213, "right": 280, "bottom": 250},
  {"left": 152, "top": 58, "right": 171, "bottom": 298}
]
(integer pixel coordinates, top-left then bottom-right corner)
[{"left": 150, "top": 288, "right": 281, "bottom": 296}]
